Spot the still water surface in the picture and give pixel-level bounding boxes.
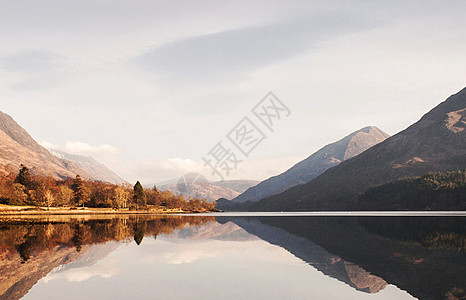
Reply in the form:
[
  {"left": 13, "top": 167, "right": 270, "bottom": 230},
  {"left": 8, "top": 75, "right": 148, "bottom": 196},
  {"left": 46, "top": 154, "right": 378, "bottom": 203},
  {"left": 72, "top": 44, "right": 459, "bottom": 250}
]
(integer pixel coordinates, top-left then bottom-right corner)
[{"left": 1, "top": 214, "right": 465, "bottom": 300}]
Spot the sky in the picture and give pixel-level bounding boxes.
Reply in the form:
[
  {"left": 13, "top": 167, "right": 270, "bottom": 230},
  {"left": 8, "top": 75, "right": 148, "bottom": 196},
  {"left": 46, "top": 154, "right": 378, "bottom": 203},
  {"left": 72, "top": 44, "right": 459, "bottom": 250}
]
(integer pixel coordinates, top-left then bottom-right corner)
[{"left": 1, "top": 0, "right": 465, "bottom": 184}]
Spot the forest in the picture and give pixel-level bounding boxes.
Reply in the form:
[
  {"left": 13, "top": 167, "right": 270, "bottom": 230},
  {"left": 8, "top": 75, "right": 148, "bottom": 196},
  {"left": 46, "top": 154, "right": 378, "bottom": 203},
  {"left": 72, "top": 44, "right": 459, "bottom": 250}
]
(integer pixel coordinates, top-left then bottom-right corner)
[
  {"left": 358, "top": 170, "right": 466, "bottom": 210},
  {"left": 0, "top": 165, "right": 216, "bottom": 212}
]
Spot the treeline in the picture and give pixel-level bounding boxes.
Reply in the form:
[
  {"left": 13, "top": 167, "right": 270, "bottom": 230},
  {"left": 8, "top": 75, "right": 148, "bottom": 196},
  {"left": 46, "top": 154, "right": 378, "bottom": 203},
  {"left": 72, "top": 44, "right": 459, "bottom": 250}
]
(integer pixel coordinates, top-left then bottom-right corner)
[
  {"left": 358, "top": 170, "right": 466, "bottom": 210},
  {"left": 0, "top": 216, "right": 215, "bottom": 262},
  {"left": 0, "top": 165, "right": 216, "bottom": 212}
]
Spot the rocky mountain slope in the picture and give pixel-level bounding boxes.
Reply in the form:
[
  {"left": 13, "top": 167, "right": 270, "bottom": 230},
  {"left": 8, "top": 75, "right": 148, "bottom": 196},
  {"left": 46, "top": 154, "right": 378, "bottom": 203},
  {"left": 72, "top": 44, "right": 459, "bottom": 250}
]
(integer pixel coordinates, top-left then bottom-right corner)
[
  {"left": 0, "top": 111, "right": 90, "bottom": 180},
  {"left": 221, "top": 126, "right": 389, "bottom": 209},
  {"left": 250, "top": 87, "right": 466, "bottom": 211},
  {"left": 50, "top": 150, "right": 126, "bottom": 184}
]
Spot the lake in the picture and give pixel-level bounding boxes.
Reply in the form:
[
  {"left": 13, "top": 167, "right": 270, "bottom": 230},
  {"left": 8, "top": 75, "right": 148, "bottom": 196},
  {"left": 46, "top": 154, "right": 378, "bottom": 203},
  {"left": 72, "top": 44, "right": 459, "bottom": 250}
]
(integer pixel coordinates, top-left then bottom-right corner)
[{"left": 1, "top": 213, "right": 465, "bottom": 300}]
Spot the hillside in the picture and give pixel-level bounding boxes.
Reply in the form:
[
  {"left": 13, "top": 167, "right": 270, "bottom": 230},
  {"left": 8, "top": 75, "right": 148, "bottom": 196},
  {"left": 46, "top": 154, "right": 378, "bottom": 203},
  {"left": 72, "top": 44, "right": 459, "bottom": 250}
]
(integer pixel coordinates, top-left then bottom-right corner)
[
  {"left": 50, "top": 150, "right": 126, "bottom": 185},
  {"left": 358, "top": 170, "right": 466, "bottom": 210},
  {"left": 220, "top": 126, "right": 389, "bottom": 210},
  {"left": 250, "top": 87, "right": 466, "bottom": 211},
  {"left": 0, "top": 111, "right": 90, "bottom": 180}
]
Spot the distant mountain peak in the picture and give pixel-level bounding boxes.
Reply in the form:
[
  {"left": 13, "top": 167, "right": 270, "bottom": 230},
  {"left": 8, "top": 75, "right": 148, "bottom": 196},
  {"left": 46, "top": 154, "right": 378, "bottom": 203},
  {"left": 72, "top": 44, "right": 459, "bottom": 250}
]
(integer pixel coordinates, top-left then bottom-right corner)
[
  {"left": 343, "top": 126, "right": 390, "bottom": 160},
  {"left": 248, "top": 86, "right": 466, "bottom": 211},
  {"left": 224, "top": 125, "right": 389, "bottom": 206}
]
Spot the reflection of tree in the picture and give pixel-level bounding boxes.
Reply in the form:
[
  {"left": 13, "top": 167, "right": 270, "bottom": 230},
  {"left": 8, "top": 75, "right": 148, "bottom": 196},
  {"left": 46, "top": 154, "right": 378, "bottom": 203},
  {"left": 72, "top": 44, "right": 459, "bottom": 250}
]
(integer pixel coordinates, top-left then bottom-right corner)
[
  {"left": 71, "top": 223, "right": 84, "bottom": 252},
  {"left": 133, "top": 220, "right": 147, "bottom": 245},
  {"left": 0, "top": 216, "right": 215, "bottom": 260},
  {"left": 15, "top": 240, "right": 32, "bottom": 263}
]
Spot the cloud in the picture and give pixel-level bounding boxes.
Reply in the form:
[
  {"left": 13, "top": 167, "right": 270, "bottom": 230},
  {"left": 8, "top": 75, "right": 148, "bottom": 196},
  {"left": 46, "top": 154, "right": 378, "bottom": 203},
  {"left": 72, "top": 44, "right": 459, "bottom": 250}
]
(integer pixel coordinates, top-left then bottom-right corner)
[
  {"left": 135, "top": 13, "right": 378, "bottom": 87},
  {"left": 41, "top": 141, "right": 119, "bottom": 157}
]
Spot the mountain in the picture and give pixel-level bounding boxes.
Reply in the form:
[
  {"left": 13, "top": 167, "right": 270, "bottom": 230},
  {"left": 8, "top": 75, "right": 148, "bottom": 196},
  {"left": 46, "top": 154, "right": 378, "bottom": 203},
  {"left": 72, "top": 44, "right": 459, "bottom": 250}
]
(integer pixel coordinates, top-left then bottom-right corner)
[
  {"left": 169, "top": 221, "right": 259, "bottom": 241},
  {"left": 221, "top": 126, "right": 389, "bottom": 209},
  {"left": 0, "top": 111, "right": 91, "bottom": 180},
  {"left": 250, "top": 87, "right": 466, "bottom": 211},
  {"left": 159, "top": 176, "right": 259, "bottom": 202},
  {"left": 210, "top": 180, "right": 260, "bottom": 194},
  {"left": 50, "top": 150, "right": 126, "bottom": 185}
]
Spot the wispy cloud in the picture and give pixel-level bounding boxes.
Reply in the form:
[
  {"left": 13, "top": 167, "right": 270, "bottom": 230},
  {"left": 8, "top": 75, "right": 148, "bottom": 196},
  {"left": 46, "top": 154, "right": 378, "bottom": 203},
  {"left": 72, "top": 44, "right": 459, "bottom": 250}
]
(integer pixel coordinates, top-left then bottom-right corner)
[
  {"left": 135, "top": 13, "right": 378, "bottom": 87},
  {"left": 0, "top": 51, "right": 73, "bottom": 90}
]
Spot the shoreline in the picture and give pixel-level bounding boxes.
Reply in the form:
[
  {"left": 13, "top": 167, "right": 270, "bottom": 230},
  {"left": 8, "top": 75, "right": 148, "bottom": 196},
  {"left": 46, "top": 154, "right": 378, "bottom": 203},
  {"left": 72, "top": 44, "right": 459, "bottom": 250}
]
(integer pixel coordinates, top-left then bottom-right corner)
[{"left": 0, "top": 204, "right": 215, "bottom": 215}]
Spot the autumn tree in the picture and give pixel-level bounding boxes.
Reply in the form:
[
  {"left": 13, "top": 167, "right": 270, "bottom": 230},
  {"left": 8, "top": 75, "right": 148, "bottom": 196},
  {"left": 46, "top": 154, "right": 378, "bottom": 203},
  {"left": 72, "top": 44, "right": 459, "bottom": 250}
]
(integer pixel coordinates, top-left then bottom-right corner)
[
  {"left": 57, "top": 185, "right": 73, "bottom": 207},
  {"left": 114, "top": 186, "right": 130, "bottom": 208},
  {"left": 133, "top": 181, "right": 146, "bottom": 209},
  {"left": 44, "top": 190, "right": 54, "bottom": 210},
  {"left": 15, "top": 164, "right": 32, "bottom": 188},
  {"left": 72, "top": 175, "right": 86, "bottom": 207},
  {"left": 10, "top": 183, "right": 28, "bottom": 205}
]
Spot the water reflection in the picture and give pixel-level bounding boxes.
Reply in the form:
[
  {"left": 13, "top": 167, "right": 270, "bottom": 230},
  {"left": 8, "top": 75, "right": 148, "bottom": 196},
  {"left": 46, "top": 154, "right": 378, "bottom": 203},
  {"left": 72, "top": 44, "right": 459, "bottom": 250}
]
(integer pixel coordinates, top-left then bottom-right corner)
[{"left": 0, "top": 215, "right": 464, "bottom": 300}]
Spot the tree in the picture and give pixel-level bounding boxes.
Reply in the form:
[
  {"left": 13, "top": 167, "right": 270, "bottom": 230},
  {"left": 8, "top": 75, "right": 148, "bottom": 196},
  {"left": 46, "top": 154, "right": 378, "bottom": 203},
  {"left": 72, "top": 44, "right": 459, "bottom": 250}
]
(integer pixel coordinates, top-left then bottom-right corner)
[
  {"left": 72, "top": 175, "right": 86, "bottom": 207},
  {"left": 11, "top": 183, "right": 28, "bottom": 205},
  {"left": 57, "top": 185, "right": 73, "bottom": 207},
  {"left": 14, "top": 164, "right": 31, "bottom": 188},
  {"left": 133, "top": 181, "right": 146, "bottom": 209},
  {"left": 114, "top": 186, "right": 130, "bottom": 208},
  {"left": 44, "top": 190, "right": 54, "bottom": 210}
]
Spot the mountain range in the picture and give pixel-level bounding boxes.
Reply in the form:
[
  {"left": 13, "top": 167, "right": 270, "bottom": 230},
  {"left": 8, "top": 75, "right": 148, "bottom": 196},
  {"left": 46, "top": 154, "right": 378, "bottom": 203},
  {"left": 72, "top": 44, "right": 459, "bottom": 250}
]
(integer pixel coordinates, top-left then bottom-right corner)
[
  {"left": 50, "top": 150, "right": 126, "bottom": 185},
  {"left": 0, "top": 110, "right": 124, "bottom": 184},
  {"left": 219, "top": 126, "right": 389, "bottom": 210},
  {"left": 0, "top": 111, "right": 91, "bottom": 180},
  {"left": 249, "top": 87, "right": 466, "bottom": 211}
]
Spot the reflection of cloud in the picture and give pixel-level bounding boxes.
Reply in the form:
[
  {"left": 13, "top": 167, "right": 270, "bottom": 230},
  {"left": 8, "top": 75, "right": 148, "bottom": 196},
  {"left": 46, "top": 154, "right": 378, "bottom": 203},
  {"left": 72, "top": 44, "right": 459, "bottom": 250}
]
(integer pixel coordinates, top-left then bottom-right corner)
[
  {"left": 135, "top": 14, "right": 377, "bottom": 87},
  {"left": 44, "top": 264, "right": 119, "bottom": 283},
  {"left": 135, "top": 239, "right": 239, "bottom": 265}
]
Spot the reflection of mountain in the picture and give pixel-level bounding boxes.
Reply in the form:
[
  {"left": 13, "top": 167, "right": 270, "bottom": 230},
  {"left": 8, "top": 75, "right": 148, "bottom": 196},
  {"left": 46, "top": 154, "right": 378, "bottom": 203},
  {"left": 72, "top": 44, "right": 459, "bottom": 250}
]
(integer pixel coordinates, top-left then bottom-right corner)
[
  {"left": 1, "top": 215, "right": 465, "bottom": 300},
  {"left": 0, "top": 244, "right": 89, "bottom": 300},
  {"left": 222, "top": 217, "right": 387, "bottom": 293},
  {"left": 50, "top": 242, "right": 120, "bottom": 274},
  {"left": 0, "top": 216, "right": 215, "bottom": 300},
  {"left": 233, "top": 216, "right": 466, "bottom": 300},
  {"left": 169, "top": 221, "right": 258, "bottom": 241}
]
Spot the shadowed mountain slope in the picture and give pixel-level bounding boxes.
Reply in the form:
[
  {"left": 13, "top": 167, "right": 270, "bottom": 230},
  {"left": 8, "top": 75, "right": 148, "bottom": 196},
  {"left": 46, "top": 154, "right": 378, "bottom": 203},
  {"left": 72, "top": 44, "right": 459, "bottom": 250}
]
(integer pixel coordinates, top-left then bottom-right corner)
[{"left": 250, "top": 87, "right": 466, "bottom": 211}]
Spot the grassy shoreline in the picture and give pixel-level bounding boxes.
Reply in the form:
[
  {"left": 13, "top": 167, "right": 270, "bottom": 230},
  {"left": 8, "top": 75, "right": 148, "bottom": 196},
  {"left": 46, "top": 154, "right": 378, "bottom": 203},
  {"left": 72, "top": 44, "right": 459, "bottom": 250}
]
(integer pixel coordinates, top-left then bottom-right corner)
[{"left": 0, "top": 204, "right": 215, "bottom": 215}]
